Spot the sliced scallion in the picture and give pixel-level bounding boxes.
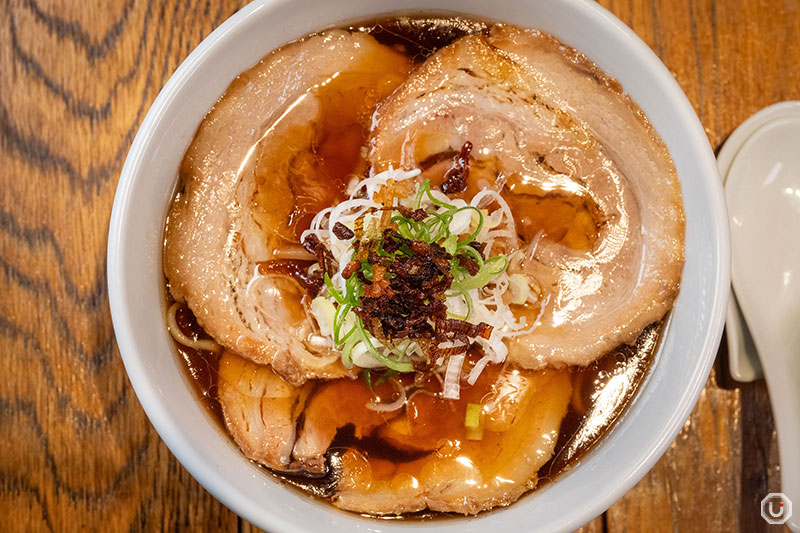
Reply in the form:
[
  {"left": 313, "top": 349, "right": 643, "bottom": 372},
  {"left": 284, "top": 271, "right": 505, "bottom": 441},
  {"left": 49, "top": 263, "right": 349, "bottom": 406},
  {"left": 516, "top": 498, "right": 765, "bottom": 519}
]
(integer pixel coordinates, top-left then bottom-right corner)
[{"left": 465, "top": 403, "right": 482, "bottom": 429}]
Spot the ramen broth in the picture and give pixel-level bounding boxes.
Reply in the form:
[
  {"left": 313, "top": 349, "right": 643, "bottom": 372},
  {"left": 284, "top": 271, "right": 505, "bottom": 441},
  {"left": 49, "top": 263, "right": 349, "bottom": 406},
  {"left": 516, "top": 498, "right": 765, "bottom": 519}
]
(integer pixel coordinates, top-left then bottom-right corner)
[
  {"left": 170, "top": 303, "right": 661, "bottom": 509},
  {"left": 165, "top": 15, "right": 669, "bottom": 516}
]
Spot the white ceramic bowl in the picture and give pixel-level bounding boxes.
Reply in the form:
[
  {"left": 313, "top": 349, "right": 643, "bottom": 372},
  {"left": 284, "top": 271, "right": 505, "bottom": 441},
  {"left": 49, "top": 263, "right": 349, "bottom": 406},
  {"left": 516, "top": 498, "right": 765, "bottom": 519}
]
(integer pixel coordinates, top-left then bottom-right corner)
[{"left": 107, "top": 0, "right": 729, "bottom": 531}]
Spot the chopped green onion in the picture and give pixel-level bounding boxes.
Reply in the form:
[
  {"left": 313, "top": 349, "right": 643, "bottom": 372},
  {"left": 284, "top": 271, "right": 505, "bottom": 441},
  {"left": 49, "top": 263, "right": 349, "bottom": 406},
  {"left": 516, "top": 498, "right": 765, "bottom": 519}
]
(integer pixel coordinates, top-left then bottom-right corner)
[
  {"left": 425, "top": 211, "right": 452, "bottom": 242},
  {"left": 332, "top": 303, "right": 352, "bottom": 344},
  {"left": 465, "top": 403, "right": 484, "bottom": 441},
  {"left": 414, "top": 179, "right": 429, "bottom": 209},
  {"left": 445, "top": 283, "right": 473, "bottom": 321},
  {"left": 456, "top": 244, "right": 486, "bottom": 269},
  {"left": 465, "top": 403, "right": 482, "bottom": 429},
  {"left": 466, "top": 426, "right": 484, "bottom": 441},
  {"left": 442, "top": 234, "right": 458, "bottom": 255},
  {"left": 394, "top": 217, "right": 416, "bottom": 240},
  {"left": 508, "top": 273, "right": 531, "bottom": 305},
  {"left": 425, "top": 187, "right": 456, "bottom": 210},
  {"left": 324, "top": 273, "right": 345, "bottom": 304},
  {"left": 340, "top": 333, "right": 360, "bottom": 368},
  {"left": 455, "top": 206, "right": 484, "bottom": 244},
  {"left": 460, "top": 255, "right": 509, "bottom": 291},
  {"left": 355, "top": 321, "right": 414, "bottom": 372},
  {"left": 360, "top": 261, "right": 374, "bottom": 281},
  {"left": 317, "top": 177, "right": 511, "bottom": 374}
]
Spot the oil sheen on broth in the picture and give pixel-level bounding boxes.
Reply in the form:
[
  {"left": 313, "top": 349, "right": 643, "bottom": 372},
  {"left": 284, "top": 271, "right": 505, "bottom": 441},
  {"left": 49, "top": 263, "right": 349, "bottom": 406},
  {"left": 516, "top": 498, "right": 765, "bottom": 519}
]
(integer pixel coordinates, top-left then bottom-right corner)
[
  {"left": 165, "top": 15, "right": 668, "bottom": 516},
  {"left": 172, "top": 305, "right": 661, "bottom": 506}
]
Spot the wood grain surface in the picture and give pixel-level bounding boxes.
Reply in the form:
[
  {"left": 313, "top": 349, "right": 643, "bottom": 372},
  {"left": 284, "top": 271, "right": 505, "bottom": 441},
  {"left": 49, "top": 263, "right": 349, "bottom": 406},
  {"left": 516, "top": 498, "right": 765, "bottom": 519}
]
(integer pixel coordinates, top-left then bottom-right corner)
[{"left": 0, "top": 1, "right": 795, "bottom": 531}]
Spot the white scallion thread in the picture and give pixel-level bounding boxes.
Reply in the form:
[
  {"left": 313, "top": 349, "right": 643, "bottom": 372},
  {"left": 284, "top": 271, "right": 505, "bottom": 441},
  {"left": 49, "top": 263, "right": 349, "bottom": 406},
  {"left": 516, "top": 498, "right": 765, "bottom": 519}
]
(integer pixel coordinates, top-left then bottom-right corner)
[
  {"left": 366, "top": 378, "right": 407, "bottom": 412},
  {"left": 301, "top": 166, "right": 538, "bottom": 385},
  {"left": 443, "top": 353, "right": 466, "bottom": 399}
]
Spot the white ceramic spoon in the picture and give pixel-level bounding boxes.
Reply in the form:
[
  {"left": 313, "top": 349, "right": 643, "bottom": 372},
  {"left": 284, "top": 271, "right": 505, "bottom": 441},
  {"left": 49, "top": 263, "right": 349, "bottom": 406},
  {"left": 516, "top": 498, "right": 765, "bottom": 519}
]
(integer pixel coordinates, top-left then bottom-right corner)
[
  {"left": 726, "top": 115, "right": 800, "bottom": 532},
  {"left": 720, "top": 102, "right": 800, "bottom": 382}
]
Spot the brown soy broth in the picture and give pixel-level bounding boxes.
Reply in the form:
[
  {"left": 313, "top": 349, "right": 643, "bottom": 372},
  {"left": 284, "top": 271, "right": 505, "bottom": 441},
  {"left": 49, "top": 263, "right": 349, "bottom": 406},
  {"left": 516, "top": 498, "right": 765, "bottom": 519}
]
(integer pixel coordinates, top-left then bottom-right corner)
[
  {"left": 365, "top": 18, "right": 606, "bottom": 253},
  {"left": 171, "top": 304, "right": 224, "bottom": 422},
  {"left": 169, "top": 300, "right": 662, "bottom": 517},
  {"left": 505, "top": 192, "right": 603, "bottom": 252},
  {"left": 362, "top": 16, "right": 489, "bottom": 63},
  {"left": 538, "top": 322, "right": 663, "bottom": 485},
  {"left": 249, "top": 20, "right": 417, "bottom": 246},
  {"left": 165, "top": 14, "right": 665, "bottom": 518}
]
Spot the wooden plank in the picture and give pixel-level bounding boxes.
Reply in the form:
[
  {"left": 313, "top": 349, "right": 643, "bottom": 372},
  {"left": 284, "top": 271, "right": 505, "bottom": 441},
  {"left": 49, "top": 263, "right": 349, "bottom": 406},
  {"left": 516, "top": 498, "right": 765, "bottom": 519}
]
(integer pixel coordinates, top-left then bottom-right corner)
[
  {"left": 0, "top": 1, "right": 791, "bottom": 531},
  {"left": 597, "top": 0, "right": 791, "bottom": 530},
  {"left": 576, "top": 516, "right": 606, "bottom": 533},
  {"left": 0, "top": 1, "right": 246, "bottom": 530}
]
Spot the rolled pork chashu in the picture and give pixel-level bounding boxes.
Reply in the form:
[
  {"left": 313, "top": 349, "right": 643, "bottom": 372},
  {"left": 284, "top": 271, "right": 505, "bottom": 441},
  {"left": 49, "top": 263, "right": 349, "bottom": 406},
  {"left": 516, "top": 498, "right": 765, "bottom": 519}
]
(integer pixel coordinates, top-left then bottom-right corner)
[
  {"left": 304, "top": 369, "right": 572, "bottom": 515},
  {"left": 219, "top": 352, "right": 571, "bottom": 514},
  {"left": 369, "top": 25, "right": 685, "bottom": 370},
  {"left": 217, "top": 351, "right": 312, "bottom": 470},
  {"left": 169, "top": 22, "right": 685, "bottom": 517},
  {"left": 164, "top": 31, "right": 411, "bottom": 385}
]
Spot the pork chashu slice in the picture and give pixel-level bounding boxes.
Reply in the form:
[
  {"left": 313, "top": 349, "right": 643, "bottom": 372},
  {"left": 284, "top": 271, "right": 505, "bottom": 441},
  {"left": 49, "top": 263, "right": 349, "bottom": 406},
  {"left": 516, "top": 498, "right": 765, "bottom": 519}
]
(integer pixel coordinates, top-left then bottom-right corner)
[
  {"left": 294, "top": 368, "right": 572, "bottom": 514},
  {"left": 217, "top": 351, "right": 313, "bottom": 470},
  {"left": 164, "top": 31, "right": 411, "bottom": 385},
  {"left": 369, "top": 25, "right": 685, "bottom": 369}
]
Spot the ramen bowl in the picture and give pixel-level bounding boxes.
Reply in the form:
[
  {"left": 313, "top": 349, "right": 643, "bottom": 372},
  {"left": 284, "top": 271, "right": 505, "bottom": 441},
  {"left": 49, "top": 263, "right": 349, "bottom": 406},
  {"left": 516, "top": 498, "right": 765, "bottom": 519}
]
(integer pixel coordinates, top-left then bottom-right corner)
[{"left": 107, "top": 0, "right": 729, "bottom": 530}]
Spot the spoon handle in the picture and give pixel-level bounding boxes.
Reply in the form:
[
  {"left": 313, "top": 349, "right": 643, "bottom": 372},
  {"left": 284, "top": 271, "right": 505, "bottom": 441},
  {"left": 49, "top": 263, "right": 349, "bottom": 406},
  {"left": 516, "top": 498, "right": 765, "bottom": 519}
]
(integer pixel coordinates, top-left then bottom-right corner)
[
  {"left": 757, "top": 336, "right": 800, "bottom": 531},
  {"left": 726, "top": 292, "right": 763, "bottom": 381}
]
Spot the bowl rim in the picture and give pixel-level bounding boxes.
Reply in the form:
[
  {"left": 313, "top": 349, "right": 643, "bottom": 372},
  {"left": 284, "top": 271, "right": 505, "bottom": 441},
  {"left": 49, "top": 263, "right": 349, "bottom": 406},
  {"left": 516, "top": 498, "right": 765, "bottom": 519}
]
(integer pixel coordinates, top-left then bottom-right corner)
[{"left": 108, "top": 0, "right": 730, "bottom": 531}]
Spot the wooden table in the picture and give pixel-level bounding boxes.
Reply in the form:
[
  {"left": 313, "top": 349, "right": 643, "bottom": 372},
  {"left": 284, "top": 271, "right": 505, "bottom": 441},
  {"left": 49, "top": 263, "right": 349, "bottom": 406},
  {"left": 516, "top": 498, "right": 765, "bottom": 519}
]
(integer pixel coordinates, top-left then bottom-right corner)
[{"left": 1, "top": 1, "right": 794, "bottom": 530}]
